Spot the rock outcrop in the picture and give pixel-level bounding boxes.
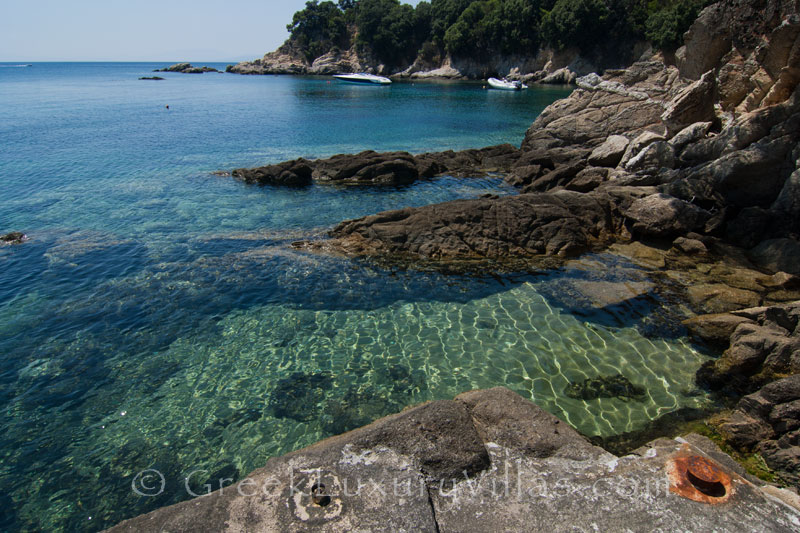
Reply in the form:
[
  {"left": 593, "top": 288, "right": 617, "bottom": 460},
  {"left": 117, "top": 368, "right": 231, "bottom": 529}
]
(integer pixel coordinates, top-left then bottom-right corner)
[
  {"left": 694, "top": 302, "right": 800, "bottom": 394},
  {"left": 1, "top": 232, "right": 27, "bottom": 245},
  {"left": 155, "top": 63, "right": 219, "bottom": 74},
  {"left": 232, "top": 159, "right": 313, "bottom": 187},
  {"left": 227, "top": 42, "right": 367, "bottom": 76},
  {"left": 688, "top": 302, "right": 800, "bottom": 485},
  {"left": 721, "top": 374, "right": 800, "bottom": 486},
  {"left": 231, "top": 145, "right": 521, "bottom": 188},
  {"left": 324, "top": 190, "right": 614, "bottom": 261},
  {"left": 106, "top": 388, "right": 800, "bottom": 532}
]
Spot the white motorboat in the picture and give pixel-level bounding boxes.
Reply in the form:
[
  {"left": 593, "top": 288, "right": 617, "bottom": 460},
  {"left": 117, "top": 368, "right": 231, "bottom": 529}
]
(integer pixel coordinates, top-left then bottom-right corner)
[
  {"left": 487, "top": 77, "right": 527, "bottom": 91},
  {"left": 333, "top": 73, "right": 392, "bottom": 85}
]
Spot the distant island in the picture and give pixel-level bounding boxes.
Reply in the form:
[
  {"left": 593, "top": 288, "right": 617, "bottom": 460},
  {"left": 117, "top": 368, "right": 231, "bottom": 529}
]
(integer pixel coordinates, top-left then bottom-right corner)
[{"left": 227, "top": 0, "right": 708, "bottom": 80}]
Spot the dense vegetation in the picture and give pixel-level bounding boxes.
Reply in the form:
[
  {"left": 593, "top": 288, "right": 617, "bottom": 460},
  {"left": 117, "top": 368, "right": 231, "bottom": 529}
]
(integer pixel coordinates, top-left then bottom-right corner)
[{"left": 286, "top": 0, "right": 710, "bottom": 67}]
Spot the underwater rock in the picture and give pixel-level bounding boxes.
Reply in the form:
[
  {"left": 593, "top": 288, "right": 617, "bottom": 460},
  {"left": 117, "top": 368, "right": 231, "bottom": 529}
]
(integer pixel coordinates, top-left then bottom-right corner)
[
  {"left": 320, "top": 365, "right": 426, "bottom": 436},
  {"left": 267, "top": 371, "right": 333, "bottom": 422},
  {"left": 565, "top": 374, "right": 646, "bottom": 401},
  {"left": 1, "top": 232, "right": 27, "bottom": 245}
]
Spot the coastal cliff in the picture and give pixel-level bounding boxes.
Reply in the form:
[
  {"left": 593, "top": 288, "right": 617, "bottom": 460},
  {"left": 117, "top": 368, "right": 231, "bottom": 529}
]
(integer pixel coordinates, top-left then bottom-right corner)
[
  {"left": 227, "top": 38, "right": 608, "bottom": 82},
  {"left": 226, "top": 0, "right": 686, "bottom": 81}
]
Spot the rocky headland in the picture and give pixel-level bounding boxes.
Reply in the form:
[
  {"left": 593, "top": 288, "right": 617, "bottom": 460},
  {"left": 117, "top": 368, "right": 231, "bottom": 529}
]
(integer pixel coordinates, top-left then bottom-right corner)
[
  {"left": 225, "top": 0, "right": 800, "bottom": 488},
  {"left": 226, "top": 38, "right": 607, "bottom": 83}
]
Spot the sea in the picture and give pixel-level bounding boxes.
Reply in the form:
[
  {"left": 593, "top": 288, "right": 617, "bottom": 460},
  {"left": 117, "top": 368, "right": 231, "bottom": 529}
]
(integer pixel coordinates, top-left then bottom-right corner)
[{"left": 0, "top": 62, "right": 713, "bottom": 531}]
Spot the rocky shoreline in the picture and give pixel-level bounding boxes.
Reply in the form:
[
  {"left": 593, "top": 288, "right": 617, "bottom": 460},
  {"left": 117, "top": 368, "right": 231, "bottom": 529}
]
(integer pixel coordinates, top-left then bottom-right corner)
[
  {"left": 107, "top": 1, "right": 800, "bottom": 529},
  {"left": 224, "top": 0, "right": 800, "bottom": 487},
  {"left": 225, "top": 31, "right": 617, "bottom": 84}
]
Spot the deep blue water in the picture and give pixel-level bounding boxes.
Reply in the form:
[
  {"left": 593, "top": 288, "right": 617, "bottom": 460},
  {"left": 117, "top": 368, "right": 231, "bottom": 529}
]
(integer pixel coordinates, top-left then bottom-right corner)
[{"left": 0, "top": 63, "right": 711, "bottom": 532}]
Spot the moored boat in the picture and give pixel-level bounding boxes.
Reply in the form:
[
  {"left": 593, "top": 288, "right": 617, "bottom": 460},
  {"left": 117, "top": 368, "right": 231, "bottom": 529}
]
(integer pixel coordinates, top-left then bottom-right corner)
[
  {"left": 333, "top": 73, "right": 392, "bottom": 85},
  {"left": 487, "top": 77, "right": 527, "bottom": 91}
]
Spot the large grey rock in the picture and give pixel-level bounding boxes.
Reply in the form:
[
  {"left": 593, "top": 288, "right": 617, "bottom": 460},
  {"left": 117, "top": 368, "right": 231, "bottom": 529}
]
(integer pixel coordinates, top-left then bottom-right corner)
[
  {"left": 455, "top": 387, "right": 599, "bottom": 460},
  {"left": 668, "top": 121, "right": 712, "bottom": 152},
  {"left": 676, "top": 3, "right": 732, "bottom": 80},
  {"left": 683, "top": 312, "right": 752, "bottom": 348},
  {"left": 623, "top": 193, "right": 710, "bottom": 238},
  {"left": 522, "top": 62, "right": 678, "bottom": 159},
  {"left": 324, "top": 190, "right": 613, "bottom": 261},
  {"left": 565, "top": 167, "right": 608, "bottom": 192},
  {"left": 312, "top": 151, "right": 420, "bottom": 185},
  {"left": 587, "top": 135, "right": 629, "bottom": 167},
  {"left": 624, "top": 140, "right": 675, "bottom": 171},
  {"left": 661, "top": 71, "right": 717, "bottom": 136},
  {"left": 618, "top": 131, "right": 666, "bottom": 169},
  {"left": 749, "top": 238, "right": 800, "bottom": 276},
  {"left": 720, "top": 374, "right": 800, "bottom": 486},
  {"left": 687, "top": 284, "right": 762, "bottom": 315}
]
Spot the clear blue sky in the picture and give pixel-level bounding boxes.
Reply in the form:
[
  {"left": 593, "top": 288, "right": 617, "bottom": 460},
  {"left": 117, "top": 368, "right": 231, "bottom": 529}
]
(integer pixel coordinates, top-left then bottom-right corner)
[{"left": 0, "top": 0, "right": 421, "bottom": 62}]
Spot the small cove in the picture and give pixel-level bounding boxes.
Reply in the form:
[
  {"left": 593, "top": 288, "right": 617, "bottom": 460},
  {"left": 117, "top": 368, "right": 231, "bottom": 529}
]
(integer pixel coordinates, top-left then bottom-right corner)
[{"left": 0, "top": 63, "right": 713, "bottom": 531}]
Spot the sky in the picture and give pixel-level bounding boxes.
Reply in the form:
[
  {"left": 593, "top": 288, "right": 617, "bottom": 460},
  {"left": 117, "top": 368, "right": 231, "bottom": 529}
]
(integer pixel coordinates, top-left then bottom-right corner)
[{"left": 0, "top": 0, "right": 421, "bottom": 62}]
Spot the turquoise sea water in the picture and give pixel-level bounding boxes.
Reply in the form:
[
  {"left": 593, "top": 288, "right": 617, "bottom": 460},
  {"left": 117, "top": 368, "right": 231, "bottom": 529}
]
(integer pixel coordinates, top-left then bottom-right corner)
[{"left": 0, "top": 63, "right": 711, "bottom": 531}]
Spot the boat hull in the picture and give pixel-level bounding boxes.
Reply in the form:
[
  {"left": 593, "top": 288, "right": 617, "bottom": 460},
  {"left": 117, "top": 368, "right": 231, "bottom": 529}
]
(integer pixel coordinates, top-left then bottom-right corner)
[
  {"left": 487, "top": 77, "right": 527, "bottom": 91},
  {"left": 333, "top": 74, "right": 392, "bottom": 85}
]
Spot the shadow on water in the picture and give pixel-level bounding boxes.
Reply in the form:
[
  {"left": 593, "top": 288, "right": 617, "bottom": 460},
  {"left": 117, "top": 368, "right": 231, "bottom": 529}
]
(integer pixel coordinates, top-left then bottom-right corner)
[{"left": 532, "top": 252, "right": 692, "bottom": 339}]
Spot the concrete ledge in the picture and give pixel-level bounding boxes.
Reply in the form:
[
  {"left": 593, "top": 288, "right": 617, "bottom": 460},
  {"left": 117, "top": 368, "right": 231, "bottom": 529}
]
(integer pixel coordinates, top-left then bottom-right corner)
[{"left": 107, "top": 388, "right": 800, "bottom": 532}]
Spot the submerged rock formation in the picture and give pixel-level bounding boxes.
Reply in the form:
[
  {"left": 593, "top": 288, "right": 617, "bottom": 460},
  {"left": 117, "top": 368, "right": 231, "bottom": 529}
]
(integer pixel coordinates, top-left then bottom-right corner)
[
  {"left": 107, "top": 388, "right": 800, "bottom": 532},
  {"left": 564, "top": 374, "right": 646, "bottom": 401},
  {"left": 154, "top": 63, "right": 219, "bottom": 74}
]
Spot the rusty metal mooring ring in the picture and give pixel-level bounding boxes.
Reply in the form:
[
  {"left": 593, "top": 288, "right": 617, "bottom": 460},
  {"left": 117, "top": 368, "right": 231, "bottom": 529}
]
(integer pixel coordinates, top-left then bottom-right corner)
[{"left": 668, "top": 454, "right": 734, "bottom": 504}]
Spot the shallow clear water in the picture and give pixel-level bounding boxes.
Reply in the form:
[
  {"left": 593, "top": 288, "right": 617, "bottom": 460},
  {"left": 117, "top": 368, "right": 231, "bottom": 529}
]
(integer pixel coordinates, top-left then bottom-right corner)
[{"left": 0, "top": 63, "right": 710, "bottom": 531}]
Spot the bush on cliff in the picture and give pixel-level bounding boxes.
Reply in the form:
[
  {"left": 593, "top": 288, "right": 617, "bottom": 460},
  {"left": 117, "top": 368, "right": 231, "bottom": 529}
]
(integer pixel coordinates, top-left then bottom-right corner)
[
  {"left": 541, "top": 0, "right": 610, "bottom": 52},
  {"left": 645, "top": 0, "right": 709, "bottom": 50},
  {"left": 355, "top": 0, "right": 431, "bottom": 66},
  {"left": 443, "top": 0, "right": 542, "bottom": 58},
  {"left": 287, "top": 0, "right": 349, "bottom": 62}
]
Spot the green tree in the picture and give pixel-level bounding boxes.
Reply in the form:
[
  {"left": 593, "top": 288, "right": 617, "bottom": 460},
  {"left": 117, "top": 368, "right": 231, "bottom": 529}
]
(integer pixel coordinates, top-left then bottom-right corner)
[
  {"left": 645, "top": 0, "right": 705, "bottom": 50},
  {"left": 430, "top": 0, "right": 475, "bottom": 43},
  {"left": 541, "top": 0, "right": 610, "bottom": 52},
  {"left": 287, "top": 1, "right": 348, "bottom": 61},
  {"left": 355, "top": 0, "right": 420, "bottom": 66}
]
